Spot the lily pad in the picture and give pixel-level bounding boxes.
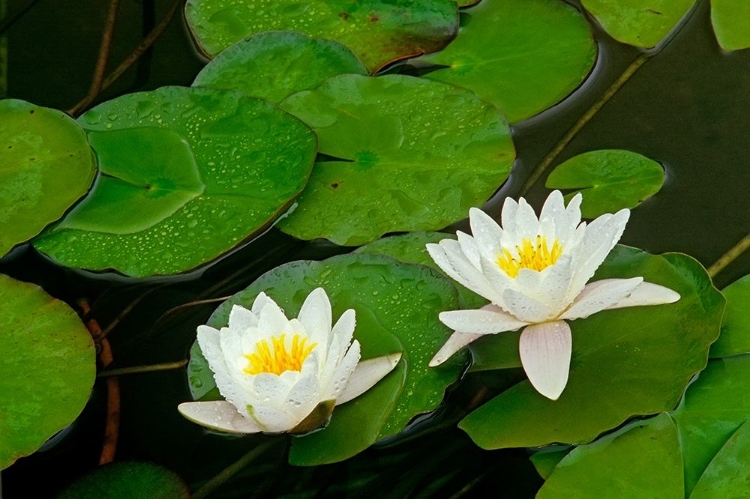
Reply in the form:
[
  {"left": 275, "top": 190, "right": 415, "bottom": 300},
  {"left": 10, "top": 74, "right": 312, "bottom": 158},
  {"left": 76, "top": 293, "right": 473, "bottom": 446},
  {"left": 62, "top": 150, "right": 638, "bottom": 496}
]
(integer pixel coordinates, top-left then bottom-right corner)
[
  {"left": 690, "top": 418, "right": 750, "bottom": 498},
  {"left": 278, "top": 74, "right": 515, "bottom": 246},
  {"left": 710, "top": 275, "right": 750, "bottom": 358},
  {"left": 545, "top": 150, "right": 665, "bottom": 218},
  {"left": 459, "top": 247, "right": 724, "bottom": 449},
  {"left": 57, "top": 461, "right": 190, "bottom": 499},
  {"left": 537, "top": 413, "right": 684, "bottom": 498},
  {"left": 188, "top": 253, "right": 466, "bottom": 465},
  {"left": 580, "top": 0, "right": 695, "bottom": 48},
  {"left": 184, "top": 0, "right": 459, "bottom": 73},
  {"left": 192, "top": 32, "right": 367, "bottom": 103},
  {"left": 0, "top": 99, "right": 96, "bottom": 256},
  {"left": 418, "top": 0, "right": 596, "bottom": 123},
  {"left": 711, "top": 0, "right": 750, "bottom": 51},
  {"left": 530, "top": 447, "right": 571, "bottom": 480},
  {"left": 0, "top": 274, "right": 95, "bottom": 469},
  {"left": 33, "top": 87, "right": 317, "bottom": 277}
]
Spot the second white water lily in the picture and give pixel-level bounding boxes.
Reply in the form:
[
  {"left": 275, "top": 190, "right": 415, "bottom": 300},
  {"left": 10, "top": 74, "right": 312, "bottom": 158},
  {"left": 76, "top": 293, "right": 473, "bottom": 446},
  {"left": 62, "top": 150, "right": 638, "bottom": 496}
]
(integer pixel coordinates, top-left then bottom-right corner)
[
  {"left": 179, "top": 288, "right": 400, "bottom": 434},
  {"left": 427, "top": 191, "right": 680, "bottom": 400}
]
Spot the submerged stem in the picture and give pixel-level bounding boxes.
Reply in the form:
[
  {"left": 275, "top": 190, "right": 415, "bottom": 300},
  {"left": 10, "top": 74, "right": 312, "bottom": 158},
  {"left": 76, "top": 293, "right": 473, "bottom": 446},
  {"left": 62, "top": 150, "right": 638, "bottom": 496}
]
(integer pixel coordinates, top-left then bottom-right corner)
[
  {"left": 97, "top": 360, "right": 188, "bottom": 378},
  {"left": 707, "top": 233, "right": 750, "bottom": 279},
  {"left": 192, "top": 442, "right": 275, "bottom": 499}
]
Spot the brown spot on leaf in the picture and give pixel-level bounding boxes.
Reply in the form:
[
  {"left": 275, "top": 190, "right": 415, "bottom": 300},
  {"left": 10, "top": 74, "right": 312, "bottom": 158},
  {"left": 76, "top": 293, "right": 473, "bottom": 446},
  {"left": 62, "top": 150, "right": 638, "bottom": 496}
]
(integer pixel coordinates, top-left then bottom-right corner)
[
  {"left": 331, "top": 182, "right": 339, "bottom": 189},
  {"left": 369, "top": 14, "right": 380, "bottom": 22},
  {"left": 339, "top": 11, "right": 349, "bottom": 20}
]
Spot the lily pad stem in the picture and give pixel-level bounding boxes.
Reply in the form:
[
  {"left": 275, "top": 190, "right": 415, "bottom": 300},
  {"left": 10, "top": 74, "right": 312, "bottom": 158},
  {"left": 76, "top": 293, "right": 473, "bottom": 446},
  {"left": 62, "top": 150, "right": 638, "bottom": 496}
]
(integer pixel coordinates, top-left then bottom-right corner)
[
  {"left": 707, "top": 233, "right": 750, "bottom": 279},
  {"left": 192, "top": 441, "right": 276, "bottom": 499},
  {"left": 97, "top": 360, "right": 188, "bottom": 378}
]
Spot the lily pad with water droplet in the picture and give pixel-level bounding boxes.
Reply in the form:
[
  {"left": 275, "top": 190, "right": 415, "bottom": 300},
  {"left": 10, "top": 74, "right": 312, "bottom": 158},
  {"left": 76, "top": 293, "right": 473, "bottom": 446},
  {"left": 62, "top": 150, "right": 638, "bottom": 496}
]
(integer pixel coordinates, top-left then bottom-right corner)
[
  {"left": 0, "top": 99, "right": 96, "bottom": 257},
  {"left": 278, "top": 74, "right": 515, "bottom": 246},
  {"left": 581, "top": 0, "right": 695, "bottom": 48},
  {"left": 32, "top": 87, "right": 317, "bottom": 277},
  {"left": 193, "top": 31, "right": 367, "bottom": 103},
  {"left": 711, "top": 0, "right": 750, "bottom": 52},
  {"left": 57, "top": 461, "right": 190, "bottom": 499},
  {"left": 417, "top": 0, "right": 596, "bottom": 123},
  {"left": 545, "top": 149, "right": 665, "bottom": 218},
  {"left": 460, "top": 247, "right": 723, "bottom": 449},
  {"left": 710, "top": 275, "right": 750, "bottom": 358},
  {"left": 0, "top": 274, "right": 95, "bottom": 469},
  {"left": 187, "top": 253, "right": 466, "bottom": 465},
  {"left": 184, "top": 0, "right": 459, "bottom": 73}
]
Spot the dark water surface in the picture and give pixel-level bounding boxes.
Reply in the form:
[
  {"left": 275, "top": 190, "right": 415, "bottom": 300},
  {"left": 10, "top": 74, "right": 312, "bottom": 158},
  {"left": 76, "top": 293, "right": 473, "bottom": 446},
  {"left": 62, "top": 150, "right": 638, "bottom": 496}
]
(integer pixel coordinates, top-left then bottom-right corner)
[{"left": 1, "top": 0, "right": 748, "bottom": 496}]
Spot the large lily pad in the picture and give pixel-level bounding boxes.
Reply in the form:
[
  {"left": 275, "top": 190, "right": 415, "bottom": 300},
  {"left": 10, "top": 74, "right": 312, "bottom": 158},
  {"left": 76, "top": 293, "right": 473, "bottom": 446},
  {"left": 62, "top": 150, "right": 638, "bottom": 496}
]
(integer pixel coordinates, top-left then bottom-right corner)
[
  {"left": 58, "top": 461, "right": 190, "bottom": 499},
  {"left": 710, "top": 275, "right": 750, "bottom": 358},
  {"left": 278, "top": 74, "right": 515, "bottom": 246},
  {"left": 459, "top": 247, "right": 724, "bottom": 449},
  {"left": 537, "top": 413, "right": 684, "bottom": 498},
  {"left": 184, "top": 0, "right": 459, "bottom": 73},
  {"left": 192, "top": 31, "right": 367, "bottom": 103},
  {"left": 33, "top": 87, "right": 317, "bottom": 277},
  {"left": 580, "top": 0, "right": 695, "bottom": 48},
  {"left": 545, "top": 149, "right": 665, "bottom": 218},
  {"left": 188, "top": 253, "right": 466, "bottom": 465},
  {"left": 0, "top": 99, "right": 96, "bottom": 256},
  {"left": 418, "top": 0, "right": 596, "bottom": 123},
  {"left": 711, "top": 0, "right": 750, "bottom": 51},
  {"left": 0, "top": 274, "right": 95, "bottom": 469},
  {"left": 690, "top": 418, "right": 750, "bottom": 498}
]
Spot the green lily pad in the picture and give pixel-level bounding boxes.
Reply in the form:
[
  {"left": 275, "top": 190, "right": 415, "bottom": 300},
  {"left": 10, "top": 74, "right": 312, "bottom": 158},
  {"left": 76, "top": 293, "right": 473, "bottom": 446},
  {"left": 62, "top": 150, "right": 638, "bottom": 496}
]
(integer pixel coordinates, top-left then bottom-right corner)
[
  {"left": 580, "top": 0, "right": 695, "bottom": 48},
  {"left": 57, "top": 461, "right": 190, "bottom": 499},
  {"left": 184, "top": 0, "right": 459, "bottom": 73},
  {"left": 690, "top": 418, "right": 750, "bottom": 498},
  {"left": 672, "top": 356, "right": 750, "bottom": 494},
  {"left": 0, "top": 99, "right": 96, "bottom": 256},
  {"left": 33, "top": 87, "right": 317, "bottom": 277},
  {"left": 418, "top": 0, "right": 596, "bottom": 123},
  {"left": 537, "top": 413, "right": 684, "bottom": 498},
  {"left": 278, "top": 74, "right": 515, "bottom": 246},
  {"left": 192, "top": 31, "right": 367, "bottom": 103},
  {"left": 710, "top": 275, "right": 750, "bottom": 358},
  {"left": 188, "top": 253, "right": 466, "bottom": 465},
  {"left": 354, "top": 231, "right": 487, "bottom": 309},
  {"left": 545, "top": 150, "right": 665, "bottom": 218},
  {"left": 711, "top": 0, "right": 750, "bottom": 51},
  {"left": 0, "top": 274, "right": 95, "bottom": 469},
  {"left": 530, "top": 447, "right": 571, "bottom": 480},
  {"left": 459, "top": 247, "right": 724, "bottom": 449}
]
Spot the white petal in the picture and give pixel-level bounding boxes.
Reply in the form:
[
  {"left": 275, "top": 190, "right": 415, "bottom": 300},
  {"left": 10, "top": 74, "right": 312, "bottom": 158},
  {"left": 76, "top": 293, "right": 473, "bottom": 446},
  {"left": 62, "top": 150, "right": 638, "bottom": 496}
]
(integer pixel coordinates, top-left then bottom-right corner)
[
  {"left": 606, "top": 281, "right": 681, "bottom": 310},
  {"left": 560, "top": 277, "right": 643, "bottom": 320},
  {"left": 336, "top": 352, "right": 401, "bottom": 405},
  {"left": 556, "top": 193, "right": 583, "bottom": 244},
  {"left": 501, "top": 196, "right": 519, "bottom": 233},
  {"left": 284, "top": 373, "right": 322, "bottom": 422},
  {"left": 251, "top": 292, "right": 276, "bottom": 315},
  {"left": 515, "top": 197, "right": 541, "bottom": 239},
  {"left": 248, "top": 404, "right": 300, "bottom": 433},
  {"left": 469, "top": 208, "right": 505, "bottom": 262},
  {"left": 197, "top": 326, "right": 250, "bottom": 416},
  {"left": 427, "top": 242, "right": 503, "bottom": 303},
  {"left": 330, "top": 308, "right": 356, "bottom": 352},
  {"left": 253, "top": 373, "right": 291, "bottom": 408},
  {"left": 178, "top": 401, "right": 261, "bottom": 434},
  {"left": 438, "top": 308, "right": 527, "bottom": 335},
  {"left": 325, "top": 340, "right": 361, "bottom": 400},
  {"left": 502, "top": 288, "right": 557, "bottom": 323},
  {"left": 539, "top": 190, "right": 566, "bottom": 224},
  {"left": 257, "top": 297, "right": 290, "bottom": 335},
  {"left": 429, "top": 331, "right": 484, "bottom": 367},
  {"left": 478, "top": 254, "right": 515, "bottom": 305},
  {"left": 519, "top": 321, "right": 572, "bottom": 400},
  {"left": 514, "top": 254, "right": 573, "bottom": 312},
  {"left": 298, "top": 287, "right": 332, "bottom": 341},
  {"left": 228, "top": 304, "right": 258, "bottom": 331},
  {"left": 456, "top": 230, "right": 482, "bottom": 270}
]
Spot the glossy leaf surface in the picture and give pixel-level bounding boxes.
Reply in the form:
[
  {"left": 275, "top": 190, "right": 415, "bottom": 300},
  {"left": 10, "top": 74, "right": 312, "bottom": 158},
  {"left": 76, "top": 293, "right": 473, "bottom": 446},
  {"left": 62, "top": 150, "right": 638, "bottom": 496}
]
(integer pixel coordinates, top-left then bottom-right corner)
[
  {"left": 710, "top": 275, "right": 750, "bottom": 358},
  {"left": 711, "top": 0, "right": 750, "bottom": 51},
  {"left": 57, "top": 461, "right": 190, "bottom": 499}
]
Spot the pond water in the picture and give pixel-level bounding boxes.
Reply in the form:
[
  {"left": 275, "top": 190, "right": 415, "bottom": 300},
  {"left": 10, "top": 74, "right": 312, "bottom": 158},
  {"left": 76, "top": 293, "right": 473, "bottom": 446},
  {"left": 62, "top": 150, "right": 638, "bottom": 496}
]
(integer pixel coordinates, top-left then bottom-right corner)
[{"left": 1, "top": 0, "right": 748, "bottom": 497}]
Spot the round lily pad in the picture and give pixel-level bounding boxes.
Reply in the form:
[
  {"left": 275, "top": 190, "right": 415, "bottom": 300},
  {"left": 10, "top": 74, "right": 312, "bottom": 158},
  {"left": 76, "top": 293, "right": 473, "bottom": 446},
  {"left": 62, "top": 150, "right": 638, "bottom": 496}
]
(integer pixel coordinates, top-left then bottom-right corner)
[
  {"left": 188, "top": 252, "right": 466, "bottom": 465},
  {"left": 0, "top": 99, "right": 96, "bottom": 256},
  {"left": 0, "top": 274, "right": 95, "bottom": 469},
  {"left": 184, "top": 0, "right": 459, "bottom": 73},
  {"left": 712, "top": 0, "right": 750, "bottom": 52},
  {"left": 58, "top": 461, "right": 190, "bottom": 499},
  {"left": 710, "top": 275, "right": 750, "bottom": 359},
  {"left": 418, "top": 0, "right": 596, "bottom": 123},
  {"left": 193, "top": 32, "right": 367, "bottom": 103},
  {"left": 459, "top": 247, "right": 724, "bottom": 449},
  {"left": 278, "top": 74, "right": 515, "bottom": 246},
  {"left": 33, "top": 87, "right": 317, "bottom": 277},
  {"left": 581, "top": 0, "right": 695, "bottom": 48},
  {"left": 545, "top": 150, "right": 665, "bottom": 218}
]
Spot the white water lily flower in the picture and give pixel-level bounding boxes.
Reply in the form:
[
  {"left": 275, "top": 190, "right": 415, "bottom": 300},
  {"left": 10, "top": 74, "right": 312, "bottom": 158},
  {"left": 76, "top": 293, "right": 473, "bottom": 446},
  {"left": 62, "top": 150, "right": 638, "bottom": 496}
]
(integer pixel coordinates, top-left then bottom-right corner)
[
  {"left": 426, "top": 190, "right": 680, "bottom": 401},
  {"left": 178, "top": 288, "right": 401, "bottom": 434}
]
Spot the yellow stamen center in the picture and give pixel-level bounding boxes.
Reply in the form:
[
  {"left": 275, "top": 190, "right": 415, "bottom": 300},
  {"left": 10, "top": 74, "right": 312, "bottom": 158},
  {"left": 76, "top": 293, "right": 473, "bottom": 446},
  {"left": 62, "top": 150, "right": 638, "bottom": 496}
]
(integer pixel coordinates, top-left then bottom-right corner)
[
  {"left": 496, "top": 235, "right": 563, "bottom": 278},
  {"left": 243, "top": 334, "right": 316, "bottom": 376}
]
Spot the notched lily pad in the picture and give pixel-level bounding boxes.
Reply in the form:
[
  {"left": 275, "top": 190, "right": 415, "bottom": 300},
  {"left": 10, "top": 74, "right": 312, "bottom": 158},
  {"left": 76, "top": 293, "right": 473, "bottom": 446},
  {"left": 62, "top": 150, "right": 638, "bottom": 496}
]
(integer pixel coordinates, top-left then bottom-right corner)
[
  {"left": 33, "top": 87, "right": 317, "bottom": 277},
  {"left": 545, "top": 149, "right": 665, "bottom": 218},
  {"left": 57, "top": 461, "right": 190, "bottom": 499},
  {"left": 193, "top": 31, "right": 367, "bottom": 103},
  {"left": 418, "top": 0, "right": 596, "bottom": 123},
  {"left": 0, "top": 274, "right": 95, "bottom": 469},
  {"left": 459, "top": 247, "right": 724, "bottom": 449},
  {"left": 0, "top": 99, "right": 96, "bottom": 256},
  {"left": 188, "top": 253, "right": 466, "bottom": 465},
  {"left": 184, "top": 0, "right": 459, "bottom": 73},
  {"left": 279, "top": 74, "right": 515, "bottom": 246}
]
